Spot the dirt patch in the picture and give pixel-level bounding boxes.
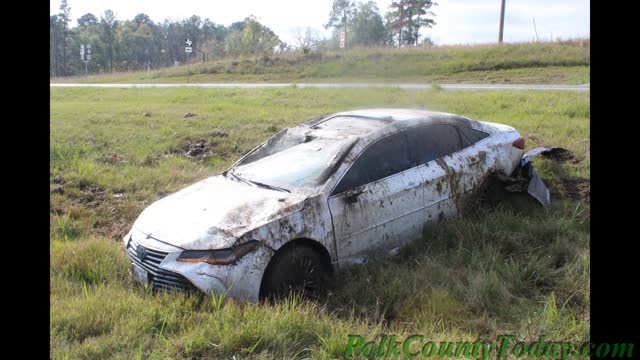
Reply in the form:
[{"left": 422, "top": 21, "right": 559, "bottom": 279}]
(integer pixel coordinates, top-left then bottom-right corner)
[
  {"left": 208, "top": 128, "right": 229, "bottom": 138},
  {"left": 540, "top": 148, "right": 580, "bottom": 164},
  {"left": 79, "top": 184, "right": 105, "bottom": 200},
  {"left": 80, "top": 183, "right": 104, "bottom": 194},
  {"left": 50, "top": 175, "right": 66, "bottom": 194},
  {"left": 51, "top": 184, "right": 65, "bottom": 195},
  {"left": 105, "top": 221, "right": 131, "bottom": 240},
  {"left": 147, "top": 133, "right": 230, "bottom": 165},
  {"left": 76, "top": 183, "right": 106, "bottom": 207},
  {"left": 184, "top": 140, "right": 208, "bottom": 157},
  {"left": 166, "top": 139, "right": 216, "bottom": 161},
  {"left": 49, "top": 175, "right": 138, "bottom": 240},
  {"left": 182, "top": 139, "right": 212, "bottom": 160},
  {"left": 557, "top": 178, "right": 590, "bottom": 204}
]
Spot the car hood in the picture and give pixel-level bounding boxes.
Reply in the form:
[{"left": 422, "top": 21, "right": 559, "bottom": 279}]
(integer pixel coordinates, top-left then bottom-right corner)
[{"left": 132, "top": 175, "right": 308, "bottom": 250}]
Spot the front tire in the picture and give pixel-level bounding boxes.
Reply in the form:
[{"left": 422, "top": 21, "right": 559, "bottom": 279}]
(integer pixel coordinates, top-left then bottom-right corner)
[{"left": 259, "top": 244, "right": 330, "bottom": 301}]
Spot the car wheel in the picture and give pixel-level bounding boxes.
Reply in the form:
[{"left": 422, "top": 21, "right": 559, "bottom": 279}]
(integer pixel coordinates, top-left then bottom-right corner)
[{"left": 259, "top": 244, "right": 330, "bottom": 301}]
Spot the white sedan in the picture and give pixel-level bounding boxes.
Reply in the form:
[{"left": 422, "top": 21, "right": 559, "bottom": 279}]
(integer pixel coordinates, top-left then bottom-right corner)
[{"left": 123, "top": 108, "right": 551, "bottom": 301}]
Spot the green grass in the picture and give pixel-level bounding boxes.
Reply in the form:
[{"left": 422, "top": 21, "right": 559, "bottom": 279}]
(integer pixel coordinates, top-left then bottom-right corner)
[
  {"left": 52, "top": 40, "right": 590, "bottom": 85},
  {"left": 50, "top": 87, "right": 589, "bottom": 358}
]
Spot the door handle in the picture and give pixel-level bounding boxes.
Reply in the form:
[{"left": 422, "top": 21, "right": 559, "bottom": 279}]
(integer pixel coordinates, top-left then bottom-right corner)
[{"left": 402, "top": 181, "right": 417, "bottom": 192}]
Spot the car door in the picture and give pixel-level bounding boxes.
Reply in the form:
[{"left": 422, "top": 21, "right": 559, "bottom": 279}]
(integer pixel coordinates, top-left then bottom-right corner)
[
  {"left": 405, "top": 123, "right": 468, "bottom": 221},
  {"left": 327, "top": 131, "right": 425, "bottom": 267}
]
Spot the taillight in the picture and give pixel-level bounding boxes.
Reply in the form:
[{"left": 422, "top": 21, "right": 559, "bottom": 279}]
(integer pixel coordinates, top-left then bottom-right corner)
[{"left": 512, "top": 137, "right": 525, "bottom": 149}]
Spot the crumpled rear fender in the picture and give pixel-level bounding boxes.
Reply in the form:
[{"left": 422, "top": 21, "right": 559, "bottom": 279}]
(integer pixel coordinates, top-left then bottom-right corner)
[{"left": 502, "top": 147, "right": 572, "bottom": 208}]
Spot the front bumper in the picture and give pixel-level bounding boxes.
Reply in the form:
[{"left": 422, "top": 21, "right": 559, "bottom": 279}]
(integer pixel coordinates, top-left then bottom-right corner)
[
  {"left": 123, "top": 229, "right": 273, "bottom": 302},
  {"left": 125, "top": 238, "right": 202, "bottom": 292}
]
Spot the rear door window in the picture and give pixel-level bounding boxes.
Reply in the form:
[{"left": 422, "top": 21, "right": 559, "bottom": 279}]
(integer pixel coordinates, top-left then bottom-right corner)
[
  {"left": 456, "top": 125, "right": 490, "bottom": 148},
  {"left": 406, "top": 124, "right": 464, "bottom": 166}
]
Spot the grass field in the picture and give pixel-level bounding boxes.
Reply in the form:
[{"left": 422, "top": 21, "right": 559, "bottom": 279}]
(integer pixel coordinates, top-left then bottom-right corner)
[
  {"left": 51, "top": 40, "right": 590, "bottom": 85},
  {"left": 50, "top": 87, "right": 590, "bottom": 359}
]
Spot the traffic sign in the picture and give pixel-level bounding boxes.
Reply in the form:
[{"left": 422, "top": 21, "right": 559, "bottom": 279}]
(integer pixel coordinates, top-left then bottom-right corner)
[
  {"left": 81, "top": 44, "right": 91, "bottom": 61},
  {"left": 80, "top": 44, "right": 91, "bottom": 76},
  {"left": 340, "top": 31, "right": 345, "bottom": 40},
  {"left": 340, "top": 40, "right": 345, "bottom": 48},
  {"left": 185, "top": 38, "right": 193, "bottom": 47},
  {"left": 185, "top": 47, "right": 193, "bottom": 53}
]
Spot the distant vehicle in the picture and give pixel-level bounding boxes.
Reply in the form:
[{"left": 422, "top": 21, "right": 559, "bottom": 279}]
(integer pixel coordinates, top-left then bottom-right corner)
[{"left": 123, "top": 108, "right": 552, "bottom": 301}]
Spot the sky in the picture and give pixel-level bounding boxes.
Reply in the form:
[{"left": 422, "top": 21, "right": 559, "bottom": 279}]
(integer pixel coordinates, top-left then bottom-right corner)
[{"left": 50, "top": 0, "right": 590, "bottom": 46}]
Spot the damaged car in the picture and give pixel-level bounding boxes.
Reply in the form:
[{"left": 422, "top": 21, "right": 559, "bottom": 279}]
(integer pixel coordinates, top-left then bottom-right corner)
[{"left": 123, "top": 108, "right": 556, "bottom": 302}]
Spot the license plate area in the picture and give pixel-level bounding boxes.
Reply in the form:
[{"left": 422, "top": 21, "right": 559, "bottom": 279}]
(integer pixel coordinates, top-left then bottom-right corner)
[{"left": 131, "top": 263, "right": 149, "bottom": 286}]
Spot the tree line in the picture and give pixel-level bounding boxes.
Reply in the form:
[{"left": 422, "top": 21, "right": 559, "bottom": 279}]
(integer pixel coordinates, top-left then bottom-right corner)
[{"left": 50, "top": 0, "right": 436, "bottom": 77}]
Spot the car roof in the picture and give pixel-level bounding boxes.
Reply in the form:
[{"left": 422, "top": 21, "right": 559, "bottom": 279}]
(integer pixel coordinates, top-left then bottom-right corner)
[
  {"left": 226, "top": 108, "right": 494, "bottom": 186},
  {"left": 302, "top": 108, "right": 480, "bottom": 138},
  {"left": 332, "top": 108, "right": 448, "bottom": 121}
]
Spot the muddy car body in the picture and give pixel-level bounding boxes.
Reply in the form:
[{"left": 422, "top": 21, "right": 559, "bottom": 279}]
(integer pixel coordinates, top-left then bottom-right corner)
[{"left": 123, "top": 108, "right": 539, "bottom": 301}]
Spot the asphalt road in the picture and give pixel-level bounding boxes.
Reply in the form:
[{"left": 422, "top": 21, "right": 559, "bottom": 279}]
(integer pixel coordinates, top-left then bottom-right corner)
[{"left": 50, "top": 83, "right": 590, "bottom": 91}]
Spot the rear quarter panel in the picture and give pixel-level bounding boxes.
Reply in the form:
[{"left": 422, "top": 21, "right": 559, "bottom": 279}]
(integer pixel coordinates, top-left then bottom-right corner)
[{"left": 478, "top": 121, "right": 524, "bottom": 176}]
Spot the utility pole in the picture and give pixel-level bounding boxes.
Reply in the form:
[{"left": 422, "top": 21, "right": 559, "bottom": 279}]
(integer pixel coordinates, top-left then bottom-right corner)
[
  {"left": 343, "top": 8, "right": 347, "bottom": 50},
  {"left": 398, "top": 7, "right": 403, "bottom": 47},
  {"left": 498, "top": 0, "right": 506, "bottom": 44},
  {"left": 339, "top": 9, "right": 347, "bottom": 50}
]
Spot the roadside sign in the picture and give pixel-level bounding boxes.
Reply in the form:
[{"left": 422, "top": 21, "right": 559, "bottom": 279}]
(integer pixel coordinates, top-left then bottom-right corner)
[
  {"left": 81, "top": 44, "right": 91, "bottom": 76},
  {"left": 340, "top": 39, "right": 345, "bottom": 48},
  {"left": 185, "top": 38, "right": 193, "bottom": 84},
  {"left": 81, "top": 44, "right": 91, "bottom": 61},
  {"left": 340, "top": 31, "right": 345, "bottom": 40}
]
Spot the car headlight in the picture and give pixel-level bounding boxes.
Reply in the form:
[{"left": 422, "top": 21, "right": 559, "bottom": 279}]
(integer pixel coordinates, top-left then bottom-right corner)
[{"left": 176, "top": 240, "right": 261, "bottom": 265}]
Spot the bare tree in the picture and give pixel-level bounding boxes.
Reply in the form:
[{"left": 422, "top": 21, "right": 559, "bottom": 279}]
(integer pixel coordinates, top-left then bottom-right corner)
[{"left": 294, "top": 27, "right": 321, "bottom": 53}]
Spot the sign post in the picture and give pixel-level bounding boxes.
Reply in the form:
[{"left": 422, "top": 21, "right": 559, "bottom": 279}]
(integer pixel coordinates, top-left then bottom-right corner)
[
  {"left": 185, "top": 38, "right": 193, "bottom": 84},
  {"left": 80, "top": 44, "right": 91, "bottom": 76}
]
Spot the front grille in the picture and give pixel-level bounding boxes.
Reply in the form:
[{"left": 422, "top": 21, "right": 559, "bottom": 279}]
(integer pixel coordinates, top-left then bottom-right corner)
[{"left": 126, "top": 240, "right": 198, "bottom": 292}]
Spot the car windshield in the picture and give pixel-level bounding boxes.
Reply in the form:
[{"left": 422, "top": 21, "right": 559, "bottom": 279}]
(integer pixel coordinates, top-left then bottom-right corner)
[{"left": 230, "top": 138, "right": 353, "bottom": 192}]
